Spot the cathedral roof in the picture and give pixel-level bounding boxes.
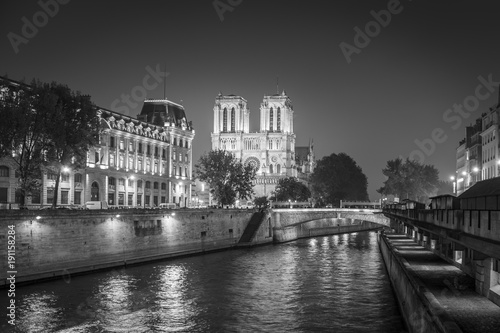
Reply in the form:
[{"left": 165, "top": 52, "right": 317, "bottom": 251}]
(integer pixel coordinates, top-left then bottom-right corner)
[{"left": 295, "top": 146, "right": 310, "bottom": 162}]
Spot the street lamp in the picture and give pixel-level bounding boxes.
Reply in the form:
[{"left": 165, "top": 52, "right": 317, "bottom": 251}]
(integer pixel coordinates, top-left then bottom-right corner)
[{"left": 472, "top": 166, "right": 480, "bottom": 183}]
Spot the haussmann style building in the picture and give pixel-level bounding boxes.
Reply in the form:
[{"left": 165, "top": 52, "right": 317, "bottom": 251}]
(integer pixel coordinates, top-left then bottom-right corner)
[{"left": 0, "top": 75, "right": 195, "bottom": 208}]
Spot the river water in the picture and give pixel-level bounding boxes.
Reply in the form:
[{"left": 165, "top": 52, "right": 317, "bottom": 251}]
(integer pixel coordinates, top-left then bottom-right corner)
[{"left": 2, "top": 231, "right": 405, "bottom": 332}]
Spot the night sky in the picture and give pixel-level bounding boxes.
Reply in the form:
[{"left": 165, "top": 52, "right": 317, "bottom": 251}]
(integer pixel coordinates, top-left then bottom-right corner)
[{"left": 2, "top": 0, "right": 500, "bottom": 200}]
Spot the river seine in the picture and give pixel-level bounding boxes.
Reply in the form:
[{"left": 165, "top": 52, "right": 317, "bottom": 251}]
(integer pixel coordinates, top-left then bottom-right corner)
[{"left": 2, "top": 231, "right": 405, "bottom": 332}]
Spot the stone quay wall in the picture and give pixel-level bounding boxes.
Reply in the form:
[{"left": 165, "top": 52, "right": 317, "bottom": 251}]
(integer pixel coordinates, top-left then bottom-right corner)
[
  {"left": 378, "top": 233, "right": 459, "bottom": 333},
  {"left": 0, "top": 208, "right": 272, "bottom": 286}
]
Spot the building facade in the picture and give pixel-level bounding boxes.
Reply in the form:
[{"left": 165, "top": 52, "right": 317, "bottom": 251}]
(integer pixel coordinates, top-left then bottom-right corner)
[
  {"left": 456, "top": 93, "right": 499, "bottom": 195},
  {"left": 0, "top": 75, "right": 195, "bottom": 208},
  {"left": 211, "top": 91, "right": 314, "bottom": 198}
]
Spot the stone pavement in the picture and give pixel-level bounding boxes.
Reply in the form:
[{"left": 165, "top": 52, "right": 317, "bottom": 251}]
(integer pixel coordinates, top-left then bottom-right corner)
[{"left": 385, "top": 234, "right": 500, "bottom": 333}]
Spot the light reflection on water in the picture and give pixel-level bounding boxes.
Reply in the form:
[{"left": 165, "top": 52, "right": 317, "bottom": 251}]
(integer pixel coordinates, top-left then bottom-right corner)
[{"left": 2, "top": 231, "right": 404, "bottom": 333}]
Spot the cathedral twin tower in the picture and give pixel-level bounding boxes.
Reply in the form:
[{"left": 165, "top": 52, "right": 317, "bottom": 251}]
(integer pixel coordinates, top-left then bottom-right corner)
[{"left": 211, "top": 91, "right": 314, "bottom": 198}]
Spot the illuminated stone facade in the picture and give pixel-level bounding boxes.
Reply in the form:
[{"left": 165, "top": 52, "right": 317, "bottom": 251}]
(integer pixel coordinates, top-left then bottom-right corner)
[
  {"left": 211, "top": 91, "right": 314, "bottom": 198},
  {"left": 84, "top": 101, "right": 195, "bottom": 208},
  {"left": 0, "top": 75, "right": 195, "bottom": 208}
]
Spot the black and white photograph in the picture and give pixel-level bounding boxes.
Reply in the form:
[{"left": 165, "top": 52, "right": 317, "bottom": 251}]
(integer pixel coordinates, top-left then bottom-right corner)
[{"left": 1, "top": 0, "right": 500, "bottom": 332}]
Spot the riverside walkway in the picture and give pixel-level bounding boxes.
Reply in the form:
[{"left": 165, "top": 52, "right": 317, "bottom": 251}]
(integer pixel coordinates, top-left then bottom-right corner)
[{"left": 385, "top": 234, "right": 500, "bottom": 333}]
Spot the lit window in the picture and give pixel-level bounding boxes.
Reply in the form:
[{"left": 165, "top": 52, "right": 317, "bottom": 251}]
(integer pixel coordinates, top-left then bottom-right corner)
[
  {"left": 223, "top": 108, "right": 227, "bottom": 132},
  {"left": 231, "top": 107, "right": 235, "bottom": 132},
  {"left": 269, "top": 107, "right": 273, "bottom": 131}
]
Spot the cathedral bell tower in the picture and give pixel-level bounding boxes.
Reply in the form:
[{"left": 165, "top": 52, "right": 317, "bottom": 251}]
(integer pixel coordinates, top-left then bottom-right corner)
[
  {"left": 259, "top": 90, "right": 294, "bottom": 134},
  {"left": 213, "top": 93, "right": 249, "bottom": 134}
]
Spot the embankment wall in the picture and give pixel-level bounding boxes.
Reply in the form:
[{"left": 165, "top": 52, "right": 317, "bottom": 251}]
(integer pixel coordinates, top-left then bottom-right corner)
[
  {"left": 378, "top": 233, "right": 461, "bottom": 333},
  {"left": 0, "top": 209, "right": 272, "bottom": 286}
]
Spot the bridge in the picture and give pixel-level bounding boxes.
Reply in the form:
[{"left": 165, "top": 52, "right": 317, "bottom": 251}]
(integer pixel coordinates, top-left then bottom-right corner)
[{"left": 269, "top": 208, "right": 390, "bottom": 243}]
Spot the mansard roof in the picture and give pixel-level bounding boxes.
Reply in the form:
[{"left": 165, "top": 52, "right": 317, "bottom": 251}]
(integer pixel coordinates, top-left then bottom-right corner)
[
  {"left": 138, "top": 99, "right": 188, "bottom": 127},
  {"left": 0, "top": 76, "right": 30, "bottom": 89}
]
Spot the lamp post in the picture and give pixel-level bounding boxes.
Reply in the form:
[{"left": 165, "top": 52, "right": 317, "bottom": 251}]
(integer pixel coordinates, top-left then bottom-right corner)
[
  {"left": 450, "top": 176, "right": 456, "bottom": 195},
  {"left": 473, "top": 167, "right": 479, "bottom": 184}
]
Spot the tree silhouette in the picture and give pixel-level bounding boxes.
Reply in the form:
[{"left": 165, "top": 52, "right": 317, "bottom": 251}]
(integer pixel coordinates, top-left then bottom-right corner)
[
  {"left": 273, "top": 177, "right": 311, "bottom": 202},
  {"left": 310, "top": 152, "right": 369, "bottom": 206},
  {"left": 195, "top": 149, "right": 256, "bottom": 206},
  {"left": 377, "top": 157, "right": 440, "bottom": 203}
]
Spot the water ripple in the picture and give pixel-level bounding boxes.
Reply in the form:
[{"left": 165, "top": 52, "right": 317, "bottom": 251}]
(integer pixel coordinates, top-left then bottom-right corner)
[{"left": 2, "top": 231, "right": 404, "bottom": 333}]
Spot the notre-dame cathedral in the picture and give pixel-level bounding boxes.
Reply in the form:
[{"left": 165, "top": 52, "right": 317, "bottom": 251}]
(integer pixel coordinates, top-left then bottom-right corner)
[{"left": 211, "top": 90, "right": 315, "bottom": 198}]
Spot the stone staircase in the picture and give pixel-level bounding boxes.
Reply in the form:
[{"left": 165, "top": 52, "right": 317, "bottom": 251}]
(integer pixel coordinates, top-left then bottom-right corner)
[{"left": 238, "top": 211, "right": 266, "bottom": 243}]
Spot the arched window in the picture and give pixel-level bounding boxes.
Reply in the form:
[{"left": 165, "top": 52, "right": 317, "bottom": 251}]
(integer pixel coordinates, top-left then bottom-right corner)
[
  {"left": 223, "top": 108, "right": 227, "bottom": 132},
  {"left": 145, "top": 181, "right": 151, "bottom": 189},
  {"left": 269, "top": 164, "right": 274, "bottom": 174},
  {"left": 161, "top": 182, "right": 167, "bottom": 190},
  {"left": 0, "top": 166, "right": 10, "bottom": 177},
  {"left": 277, "top": 164, "right": 281, "bottom": 174},
  {"left": 154, "top": 182, "right": 159, "bottom": 189},
  {"left": 109, "top": 177, "right": 116, "bottom": 186},
  {"left": 137, "top": 180, "right": 143, "bottom": 188},
  {"left": 277, "top": 107, "right": 281, "bottom": 131},
  {"left": 231, "top": 107, "right": 235, "bottom": 132},
  {"left": 269, "top": 107, "right": 273, "bottom": 131}
]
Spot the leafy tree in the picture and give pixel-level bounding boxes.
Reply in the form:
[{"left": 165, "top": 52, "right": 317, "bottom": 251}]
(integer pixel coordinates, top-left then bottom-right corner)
[
  {"left": 310, "top": 152, "right": 369, "bottom": 206},
  {"left": 195, "top": 149, "right": 256, "bottom": 206},
  {"left": 274, "top": 177, "right": 311, "bottom": 202},
  {"left": 0, "top": 79, "right": 101, "bottom": 207},
  {"left": 0, "top": 79, "right": 51, "bottom": 205},
  {"left": 377, "top": 158, "right": 440, "bottom": 203},
  {"left": 38, "top": 82, "right": 101, "bottom": 207},
  {"left": 253, "top": 196, "right": 269, "bottom": 209}
]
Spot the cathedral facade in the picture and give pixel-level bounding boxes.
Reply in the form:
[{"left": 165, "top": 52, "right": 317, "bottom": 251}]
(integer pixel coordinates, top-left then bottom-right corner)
[{"left": 211, "top": 91, "right": 314, "bottom": 199}]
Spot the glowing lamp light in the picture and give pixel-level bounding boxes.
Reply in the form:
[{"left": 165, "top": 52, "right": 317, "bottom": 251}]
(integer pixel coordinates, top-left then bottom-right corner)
[
  {"left": 450, "top": 176, "right": 455, "bottom": 180},
  {"left": 473, "top": 167, "right": 479, "bottom": 173},
  {"left": 171, "top": 212, "right": 175, "bottom": 216},
  {"left": 36, "top": 216, "right": 41, "bottom": 220},
  {"left": 62, "top": 167, "right": 70, "bottom": 173},
  {"left": 115, "top": 214, "right": 120, "bottom": 218},
  {"left": 461, "top": 171, "right": 467, "bottom": 176},
  {"left": 130, "top": 175, "right": 135, "bottom": 180}
]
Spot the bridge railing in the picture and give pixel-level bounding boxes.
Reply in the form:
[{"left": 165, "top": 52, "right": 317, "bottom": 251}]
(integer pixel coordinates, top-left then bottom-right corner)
[{"left": 383, "top": 207, "right": 500, "bottom": 243}]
